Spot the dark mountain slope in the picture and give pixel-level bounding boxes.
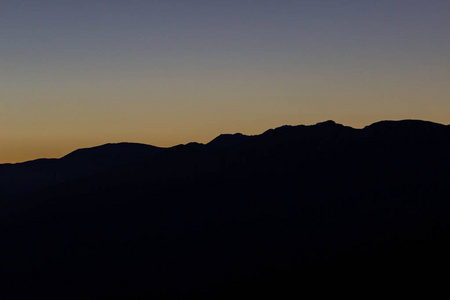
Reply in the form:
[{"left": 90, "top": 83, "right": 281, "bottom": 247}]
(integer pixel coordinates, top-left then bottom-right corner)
[
  {"left": 1, "top": 120, "right": 449, "bottom": 297},
  {"left": 204, "top": 132, "right": 250, "bottom": 151},
  {"left": 1, "top": 133, "right": 253, "bottom": 200},
  {"left": 0, "top": 143, "right": 163, "bottom": 199}
]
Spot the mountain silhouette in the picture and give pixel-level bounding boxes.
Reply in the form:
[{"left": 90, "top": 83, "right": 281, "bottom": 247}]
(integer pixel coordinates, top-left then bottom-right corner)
[
  {"left": 0, "top": 142, "right": 163, "bottom": 199},
  {"left": 0, "top": 120, "right": 449, "bottom": 298},
  {"left": 0, "top": 133, "right": 253, "bottom": 200},
  {"left": 204, "top": 132, "right": 250, "bottom": 151}
]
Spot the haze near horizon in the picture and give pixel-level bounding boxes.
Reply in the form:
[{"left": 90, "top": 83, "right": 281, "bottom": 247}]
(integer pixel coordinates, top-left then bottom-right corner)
[{"left": 1, "top": 0, "right": 449, "bottom": 163}]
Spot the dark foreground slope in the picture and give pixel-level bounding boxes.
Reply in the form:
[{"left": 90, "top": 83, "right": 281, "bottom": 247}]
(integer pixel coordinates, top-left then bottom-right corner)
[
  {"left": 1, "top": 120, "right": 449, "bottom": 298},
  {"left": 0, "top": 143, "right": 164, "bottom": 199},
  {"left": 0, "top": 135, "right": 251, "bottom": 200}
]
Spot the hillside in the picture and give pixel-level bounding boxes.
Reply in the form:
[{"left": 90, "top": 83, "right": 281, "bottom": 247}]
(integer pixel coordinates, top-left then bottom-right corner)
[{"left": 1, "top": 120, "right": 449, "bottom": 297}]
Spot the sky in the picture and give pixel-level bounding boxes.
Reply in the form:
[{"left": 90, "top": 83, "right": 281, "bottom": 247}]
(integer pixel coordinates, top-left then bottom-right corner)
[{"left": 1, "top": 0, "right": 449, "bottom": 163}]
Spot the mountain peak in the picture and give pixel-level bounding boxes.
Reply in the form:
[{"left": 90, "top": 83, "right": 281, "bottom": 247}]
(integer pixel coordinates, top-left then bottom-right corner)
[
  {"left": 363, "top": 120, "right": 447, "bottom": 134},
  {"left": 315, "top": 120, "right": 337, "bottom": 126},
  {"left": 206, "top": 133, "right": 250, "bottom": 151},
  {"left": 61, "top": 142, "right": 161, "bottom": 160}
]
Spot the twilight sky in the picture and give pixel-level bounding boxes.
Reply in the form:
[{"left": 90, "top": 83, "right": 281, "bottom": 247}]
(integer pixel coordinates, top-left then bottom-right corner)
[{"left": 1, "top": 0, "right": 449, "bottom": 163}]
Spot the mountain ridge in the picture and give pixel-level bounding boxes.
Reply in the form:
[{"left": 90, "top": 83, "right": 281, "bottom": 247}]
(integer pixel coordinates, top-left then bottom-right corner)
[
  {"left": 1, "top": 119, "right": 449, "bottom": 297},
  {"left": 2, "top": 119, "right": 447, "bottom": 166},
  {"left": 2, "top": 119, "right": 449, "bottom": 200},
  {"left": 0, "top": 142, "right": 164, "bottom": 199}
]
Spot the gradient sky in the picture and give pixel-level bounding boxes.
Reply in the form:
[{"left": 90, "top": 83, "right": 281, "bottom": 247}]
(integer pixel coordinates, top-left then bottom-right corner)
[{"left": 1, "top": 0, "right": 449, "bottom": 163}]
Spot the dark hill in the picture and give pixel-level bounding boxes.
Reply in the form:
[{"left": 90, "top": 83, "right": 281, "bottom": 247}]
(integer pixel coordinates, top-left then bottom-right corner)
[
  {"left": 0, "top": 142, "right": 163, "bottom": 199},
  {"left": 61, "top": 142, "right": 161, "bottom": 162},
  {"left": 0, "top": 132, "right": 256, "bottom": 200},
  {"left": 205, "top": 133, "right": 250, "bottom": 151},
  {"left": 1, "top": 120, "right": 449, "bottom": 297}
]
